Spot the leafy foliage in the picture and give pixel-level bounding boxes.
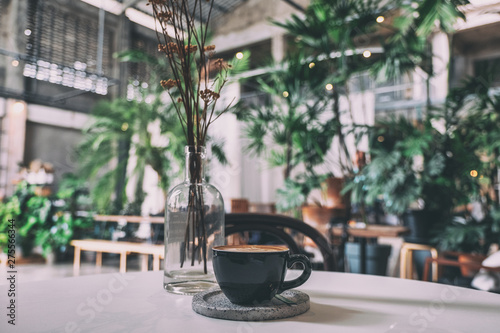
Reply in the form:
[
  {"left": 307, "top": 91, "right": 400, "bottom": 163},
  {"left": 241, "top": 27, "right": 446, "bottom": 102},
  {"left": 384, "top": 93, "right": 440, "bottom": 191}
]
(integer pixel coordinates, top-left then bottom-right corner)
[
  {"left": 78, "top": 94, "right": 187, "bottom": 214},
  {"left": 269, "top": 0, "right": 469, "bottom": 206},
  {"left": 235, "top": 51, "right": 336, "bottom": 175},
  {"left": 276, "top": 174, "right": 327, "bottom": 213},
  {"left": 234, "top": 52, "right": 337, "bottom": 211},
  {"left": 279, "top": 0, "right": 469, "bottom": 84},
  {"left": 0, "top": 177, "right": 93, "bottom": 257},
  {"left": 345, "top": 72, "right": 500, "bottom": 223},
  {"left": 0, "top": 196, "right": 20, "bottom": 253},
  {"left": 434, "top": 211, "right": 500, "bottom": 255}
]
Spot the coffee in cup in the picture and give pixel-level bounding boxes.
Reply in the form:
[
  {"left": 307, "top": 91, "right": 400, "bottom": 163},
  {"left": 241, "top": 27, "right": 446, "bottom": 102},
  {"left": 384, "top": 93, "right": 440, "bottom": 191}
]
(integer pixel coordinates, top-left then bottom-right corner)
[{"left": 212, "top": 245, "right": 312, "bottom": 305}]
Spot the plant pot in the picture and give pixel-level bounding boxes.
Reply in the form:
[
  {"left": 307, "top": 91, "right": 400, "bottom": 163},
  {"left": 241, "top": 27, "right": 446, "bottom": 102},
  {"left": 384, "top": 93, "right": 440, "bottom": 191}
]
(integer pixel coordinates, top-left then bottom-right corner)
[
  {"left": 402, "top": 210, "right": 439, "bottom": 244},
  {"left": 345, "top": 243, "right": 392, "bottom": 276},
  {"left": 16, "top": 253, "right": 45, "bottom": 264},
  {"left": 301, "top": 205, "right": 345, "bottom": 238},
  {"left": 324, "top": 177, "right": 349, "bottom": 209},
  {"left": 458, "top": 253, "right": 486, "bottom": 278},
  {"left": 34, "top": 186, "right": 52, "bottom": 197}
]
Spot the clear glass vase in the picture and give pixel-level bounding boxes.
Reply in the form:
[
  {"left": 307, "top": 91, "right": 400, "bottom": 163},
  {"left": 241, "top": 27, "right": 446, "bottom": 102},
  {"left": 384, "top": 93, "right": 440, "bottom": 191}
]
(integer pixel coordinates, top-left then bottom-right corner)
[{"left": 163, "top": 145, "right": 225, "bottom": 295}]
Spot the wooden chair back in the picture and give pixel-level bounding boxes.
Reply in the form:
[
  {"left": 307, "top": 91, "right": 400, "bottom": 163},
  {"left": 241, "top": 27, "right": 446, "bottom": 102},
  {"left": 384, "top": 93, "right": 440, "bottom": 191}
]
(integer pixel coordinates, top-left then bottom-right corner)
[{"left": 225, "top": 213, "right": 337, "bottom": 271}]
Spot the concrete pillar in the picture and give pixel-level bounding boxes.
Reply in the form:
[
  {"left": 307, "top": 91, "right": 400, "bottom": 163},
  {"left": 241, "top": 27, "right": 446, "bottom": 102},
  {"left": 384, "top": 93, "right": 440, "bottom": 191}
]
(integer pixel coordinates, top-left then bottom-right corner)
[
  {"left": 258, "top": 33, "right": 288, "bottom": 203},
  {"left": 5, "top": 100, "right": 27, "bottom": 196},
  {"left": 1, "top": 0, "right": 28, "bottom": 196},
  {"left": 207, "top": 82, "right": 243, "bottom": 211},
  {"left": 271, "top": 34, "right": 286, "bottom": 62},
  {"left": 0, "top": 98, "right": 7, "bottom": 198},
  {"left": 114, "top": 14, "right": 131, "bottom": 99},
  {"left": 430, "top": 32, "right": 450, "bottom": 102},
  {"left": 1, "top": 0, "right": 28, "bottom": 92},
  {"left": 449, "top": 55, "right": 467, "bottom": 88}
]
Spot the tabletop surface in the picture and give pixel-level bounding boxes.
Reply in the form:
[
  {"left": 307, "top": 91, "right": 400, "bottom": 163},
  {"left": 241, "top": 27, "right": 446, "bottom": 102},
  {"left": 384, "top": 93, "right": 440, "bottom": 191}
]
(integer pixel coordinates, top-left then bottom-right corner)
[{"left": 1, "top": 270, "right": 499, "bottom": 333}]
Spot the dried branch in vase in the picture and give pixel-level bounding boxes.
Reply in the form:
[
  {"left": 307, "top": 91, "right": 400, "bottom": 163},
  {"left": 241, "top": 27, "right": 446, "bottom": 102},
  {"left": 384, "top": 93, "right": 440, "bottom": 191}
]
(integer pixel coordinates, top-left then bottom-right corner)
[
  {"left": 148, "top": 0, "right": 233, "bottom": 277},
  {"left": 148, "top": 0, "right": 233, "bottom": 147}
]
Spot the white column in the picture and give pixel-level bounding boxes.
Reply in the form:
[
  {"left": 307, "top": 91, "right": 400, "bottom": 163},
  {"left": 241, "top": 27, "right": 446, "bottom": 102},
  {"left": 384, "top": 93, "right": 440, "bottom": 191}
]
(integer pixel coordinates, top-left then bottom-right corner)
[
  {"left": 430, "top": 32, "right": 450, "bottom": 102},
  {"left": 208, "top": 82, "right": 243, "bottom": 211},
  {"left": 5, "top": 100, "right": 27, "bottom": 196},
  {"left": 271, "top": 33, "right": 286, "bottom": 63},
  {"left": 258, "top": 34, "right": 287, "bottom": 204}
]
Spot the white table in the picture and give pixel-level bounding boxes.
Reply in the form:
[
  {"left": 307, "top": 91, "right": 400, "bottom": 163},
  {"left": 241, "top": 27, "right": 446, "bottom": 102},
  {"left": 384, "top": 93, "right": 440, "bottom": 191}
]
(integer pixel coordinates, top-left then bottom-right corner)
[{"left": 1, "top": 270, "right": 499, "bottom": 332}]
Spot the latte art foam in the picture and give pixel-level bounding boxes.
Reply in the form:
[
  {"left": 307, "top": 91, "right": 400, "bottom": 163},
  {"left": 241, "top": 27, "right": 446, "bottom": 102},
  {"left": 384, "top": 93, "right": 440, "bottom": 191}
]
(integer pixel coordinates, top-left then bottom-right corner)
[{"left": 214, "top": 245, "right": 289, "bottom": 252}]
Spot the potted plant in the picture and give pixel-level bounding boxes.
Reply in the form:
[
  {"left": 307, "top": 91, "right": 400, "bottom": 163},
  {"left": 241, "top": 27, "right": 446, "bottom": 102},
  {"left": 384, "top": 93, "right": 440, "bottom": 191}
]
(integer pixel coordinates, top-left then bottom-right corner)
[
  {"left": 0, "top": 175, "right": 94, "bottom": 263},
  {"left": 274, "top": 173, "right": 346, "bottom": 237},
  {"left": 33, "top": 174, "right": 94, "bottom": 261},
  {"left": 434, "top": 216, "right": 488, "bottom": 277},
  {"left": 0, "top": 191, "right": 21, "bottom": 263},
  {"left": 431, "top": 69, "right": 500, "bottom": 277},
  {"left": 274, "top": 0, "right": 472, "bottom": 274},
  {"left": 434, "top": 204, "right": 500, "bottom": 277},
  {"left": 346, "top": 65, "right": 500, "bottom": 236},
  {"left": 346, "top": 116, "right": 454, "bottom": 242}
]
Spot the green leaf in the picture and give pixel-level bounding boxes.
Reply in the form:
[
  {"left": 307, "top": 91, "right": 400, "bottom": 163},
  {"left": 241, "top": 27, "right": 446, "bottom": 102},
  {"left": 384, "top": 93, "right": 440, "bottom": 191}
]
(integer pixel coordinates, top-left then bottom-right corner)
[{"left": 426, "top": 153, "right": 446, "bottom": 177}]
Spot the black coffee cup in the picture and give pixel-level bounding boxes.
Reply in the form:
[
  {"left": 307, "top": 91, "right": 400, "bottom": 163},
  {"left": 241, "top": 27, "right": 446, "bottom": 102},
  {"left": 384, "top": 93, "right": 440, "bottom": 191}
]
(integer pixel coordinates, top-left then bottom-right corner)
[{"left": 212, "top": 245, "right": 312, "bottom": 305}]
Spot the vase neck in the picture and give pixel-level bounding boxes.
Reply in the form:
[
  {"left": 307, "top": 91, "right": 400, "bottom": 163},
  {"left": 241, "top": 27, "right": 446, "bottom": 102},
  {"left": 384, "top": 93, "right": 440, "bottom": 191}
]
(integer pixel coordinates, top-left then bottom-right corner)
[{"left": 185, "top": 145, "right": 206, "bottom": 184}]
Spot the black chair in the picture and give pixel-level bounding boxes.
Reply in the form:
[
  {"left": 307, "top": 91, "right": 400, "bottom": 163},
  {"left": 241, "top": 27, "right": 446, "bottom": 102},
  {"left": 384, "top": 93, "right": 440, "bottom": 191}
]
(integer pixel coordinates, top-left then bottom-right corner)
[{"left": 225, "top": 213, "right": 337, "bottom": 271}]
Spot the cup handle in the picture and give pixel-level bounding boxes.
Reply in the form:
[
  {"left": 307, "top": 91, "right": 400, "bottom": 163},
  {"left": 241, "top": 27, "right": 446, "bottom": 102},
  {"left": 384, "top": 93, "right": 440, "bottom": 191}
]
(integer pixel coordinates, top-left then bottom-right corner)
[{"left": 278, "top": 254, "right": 312, "bottom": 293}]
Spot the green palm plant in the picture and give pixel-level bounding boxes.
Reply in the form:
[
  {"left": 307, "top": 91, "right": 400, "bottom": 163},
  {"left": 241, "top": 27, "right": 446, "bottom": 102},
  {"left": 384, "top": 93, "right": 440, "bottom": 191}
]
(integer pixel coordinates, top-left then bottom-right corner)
[
  {"left": 77, "top": 94, "right": 185, "bottom": 214},
  {"left": 234, "top": 51, "right": 337, "bottom": 212},
  {"left": 275, "top": 0, "right": 385, "bottom": 174},
  {"left": 77, "top": 98, "right": 143, "bottom": 214},
  {"left": 276, "top": 0, "right": 471, "bottom": 166},
  {"left": 372, "top": 0, "right": 469, "bottom": 110}
]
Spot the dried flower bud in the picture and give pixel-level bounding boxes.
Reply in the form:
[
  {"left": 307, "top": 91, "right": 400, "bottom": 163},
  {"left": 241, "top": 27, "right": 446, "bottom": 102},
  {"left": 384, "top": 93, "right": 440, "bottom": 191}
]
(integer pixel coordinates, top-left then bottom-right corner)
[
  {"left": 204, "top": 45, "right": 216, "bottom": 52},
  {"left": 160, "top": 79, "right": 179, "bottom": 90},
  {"left": 167, "top": 43, "right": 179, "bottom": 54},
  {"left": 157, "top": 11, "right": 173, "bottom": 21},
  {"left": 200, "top": 88, "right": 220, "bottom": 102},
  {"left": 185, "top": 45, "right": 198, "bottom": 53}
]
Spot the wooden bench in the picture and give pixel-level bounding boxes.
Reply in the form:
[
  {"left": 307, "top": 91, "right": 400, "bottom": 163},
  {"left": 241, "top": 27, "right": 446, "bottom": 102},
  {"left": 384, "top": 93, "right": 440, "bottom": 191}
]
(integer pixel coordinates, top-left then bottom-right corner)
[
  {"left": 93, "top": 215, "right": 163, "bottom": 224},
  {"left": 71, "top": 239, "right": 164, "bottom": 274},
  {"left": 71, "top": 215, "right": 165, "bottom": 275}
]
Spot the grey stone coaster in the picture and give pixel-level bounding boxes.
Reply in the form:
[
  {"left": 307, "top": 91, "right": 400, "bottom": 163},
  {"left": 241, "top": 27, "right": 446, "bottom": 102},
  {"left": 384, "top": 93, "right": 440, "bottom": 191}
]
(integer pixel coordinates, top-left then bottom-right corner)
[{"left": 192, "top": 288, "right": 310, "bottom": 321}]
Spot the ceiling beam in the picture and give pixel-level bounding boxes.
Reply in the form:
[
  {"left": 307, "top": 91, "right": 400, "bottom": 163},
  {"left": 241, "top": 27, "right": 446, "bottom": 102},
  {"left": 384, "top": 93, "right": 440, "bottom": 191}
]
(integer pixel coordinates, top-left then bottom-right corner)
[{"left": 120, "top": 0, "right": 142, "bottom": 14}]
